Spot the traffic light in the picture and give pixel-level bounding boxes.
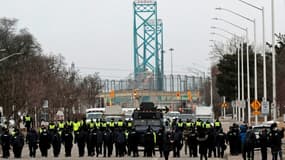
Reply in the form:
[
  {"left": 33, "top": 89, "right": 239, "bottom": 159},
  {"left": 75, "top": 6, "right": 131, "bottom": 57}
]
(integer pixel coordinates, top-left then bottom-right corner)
[
  {"left": 176, "top": 91, "right": 181, "bottom": 99},
  {"left": 133, "top": 90, "right": 138, "bottom": 98},
  {"left": 187, "top": 90, "right": 192, "bottom": 101},
  {"left": 109, "top": 90, "right": 115, "bottom": 98}
]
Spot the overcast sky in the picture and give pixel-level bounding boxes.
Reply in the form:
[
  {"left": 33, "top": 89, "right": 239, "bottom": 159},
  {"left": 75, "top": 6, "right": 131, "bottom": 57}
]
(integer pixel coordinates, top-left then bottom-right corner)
[{"left": 1, "top": 0, "right": 284, "bottom": 79}]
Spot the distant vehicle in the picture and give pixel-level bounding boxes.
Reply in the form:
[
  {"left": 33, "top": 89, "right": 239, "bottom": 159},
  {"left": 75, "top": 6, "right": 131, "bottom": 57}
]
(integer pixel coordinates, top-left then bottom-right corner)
[
  {"left": 195, "top": 106, "right": 214, "bottom": 123},
  {"left": 86, "top": 108, "right": 105, "bottom": 122},
  {"left": 178, "top": 113, "right": 195, "bottom": 122},
  {"left": 165, "top": 111, "right": 180, "bottom": 120},
  {"left": 105, "top": 115, "right": 123, "bottom": 122},
  {"left": 122, "top": 107, "right": 136, "bottom": 120},
  {"left": 156, "top": 105, "right": 168, "bottom": 113},
  {"left": 252, "top": 123, "right": 272, "bottom": 148}
]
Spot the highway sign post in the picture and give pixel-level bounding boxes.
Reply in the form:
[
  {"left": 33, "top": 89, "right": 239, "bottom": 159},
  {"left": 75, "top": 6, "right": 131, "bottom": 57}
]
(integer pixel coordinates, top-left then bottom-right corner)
[{"left": 261, "top": 100, "right": 269, "bottom": 115}]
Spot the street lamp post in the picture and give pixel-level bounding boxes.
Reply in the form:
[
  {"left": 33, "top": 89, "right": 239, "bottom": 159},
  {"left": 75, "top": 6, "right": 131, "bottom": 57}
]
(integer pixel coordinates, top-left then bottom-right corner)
[
  {"left": 237, "top": 0, "right": 267, "bottom": 122},
  {"left": 169, "top": 48, "right": 174, "bottom": 76},
  {"left": 271, "top": 0, "right": 277, "bottom": 121},
  {"left": 211, "top": 24, "right": 245, "bottom": 121},
  {"left": 214, "top": 10, "right": 256, "bottom": 125}
]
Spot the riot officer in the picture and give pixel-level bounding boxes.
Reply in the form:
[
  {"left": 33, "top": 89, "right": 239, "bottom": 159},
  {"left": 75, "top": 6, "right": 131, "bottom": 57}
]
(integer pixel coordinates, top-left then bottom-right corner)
[
  {"left": 57, "top": 119, "right": 65, "bottom": 134},
  {"left": 39, "top": 126, "right": 51, "bottom": 157},
  {"left": 48, "top": 121, "right": 57, "bottom": 134},
  {"left": 61, "top": 126, "right": 73, "bottom": 157},
  {"left": 100, "top": 119, "right": 107, "bottom": 131},
  {"left": 108, "top": 118, "right": 115, "bottom": 131},
  {"left": 216, "top": 128, "right": 227, "bottom": 158},
  {"left": 176, "top": 118, "right": 184, "bottom": 131},
  {"left": 244, "top": 126, "right": 256, "bottom": 160},
  {"left": 197, "top": 129, "right": 209, "bottom": 160},
  {"left": 117, "top": 119, "right": 124, "bottom": 130},
  {"left": 65, "top": 119, "right": 73, "bottom": 131},
  {"left": 144, "top": 126, "right": 154, "bottom": 157},
  {"left": 157, "top": 126, "right": 164, "bottom": 157},
  {"left": 87, "top": 128, "right": 96, "bottom": 156},
  {"left": 163, "top": 130, "right": 174, "bottom": 160},
  {"left": 214, "top": 118, "right": 222, "bottom": 131},
  {"left": 269, "top": 122, "right": 284, "bottom": 160},
  {"left": 77, "top": 126, "right": 88, "bottom": 157},
  {"left": 73, "top": 119, "right": 81, "bottom": 144},
  {"left": 23, "top": 114, "right": 32, "bottom": 131},
  {"left": 96, "top": 127, "right": 103, "bottom": 157},
  {"left": 88, "top": 119, "right": 95, "bottom": 130},
  {"left": 188, "top": 128, "right": 198, "bottom": 157},
  {"left": 103, "top": 128, "right": 113, "bottom": 157},
  {"left": 128, "top": 127, "right": 139, "bottom": 157},
  {"left": 26, "top": 128, "right": 38, "bottom": 158},
  {"left": 259, "top": 128, "right": 269, "bottom": 160},
  {"left": 173, "top": 128, "right": 183, "bottom": 157},
  {"left": 11, "top": 128, "right": 24, "bottom": 158},
  {"left": 51, "top": 128, "right": 61, "bottom": 157},
  {"left": 1, "top": 127, "right": 11, "bottom": 158}
]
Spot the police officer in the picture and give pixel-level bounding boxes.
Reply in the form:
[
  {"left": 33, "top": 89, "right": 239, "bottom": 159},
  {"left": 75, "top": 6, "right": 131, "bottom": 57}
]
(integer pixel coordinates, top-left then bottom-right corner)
[
  {"left": 128, "top": 127, "right": 139, "bottom": 157},
  {"left": 26, "top": 128, "right": 38, "bottom": 158},
  {"left": 23, "top": 114, "right": 32, "bottom": 131},
  {"left": 66, "top": 119, "right": 73, "bottom": 131},
  {"left": 176, "top": 118, "right": 184, "bottom": 131},
  {"left": 57, "top": 119, "right": 65, "bottom": 134},
  {"left": 103, "top": 128, "right": 113, "bottom": 157},
  {"left": 39, "top": 126, "right": 51, "bottom": 157},
  {"left": 163, "top": 130, "right": 174, "bottom": 160},
  {"left": 244, "top": 126, "right": 256, "bottom": 160},
  {"left": 88, "top": 119, "right": 95, "bottom": 130},
  {"left": 207, "top": 125, "right": 216, "bottom": 158},
  {"left": 48, "top": 121, "right": 57, "bottom": 134},
  {"left": 214, "top": 118, "right": 222, "bottom": 131},
  {"left": 144, "top": 126, "right": 154, "bottom": 157},
  {"left": 1, "top": 127, "right": 11, "bottom": 158},
  {"left": 51, "top": 128, "right": 61, "bottom": 157},
  {"left": 188, "top": 128, "right": 198, "bottom": 157},
  {"left": 11, "top": 128, "right": 24, "bottom": 158},
  {"left": 269, "top": 122, "right": 284, "bottom": 160},
  {"left": 197, "top": 129, "right": 208, "bottom": 160},
  {"left": 96, "top": 126, "right": 103, "bottom": 157},
  {"left": 157, "top": 126, "right": 164, "bottom": 157},
  {"left": 77, "top": 126, "right": 88, "bottom": 157},
  {"left": 216, "top": 128, "right": 226, "bottom": 158},
  {"left": 126, "top": 118, "right": 133, "bottom": 131},
  {"left": 108, "top": 118, "right": 115, "bottom": 131},
  {"left": 87, "top": 128, "right": 96, "bottom": 156},
  {"left": 73, "top": 119, "right": 81, "bottom": 144},
  {"left": 259, "top": 128, "right": 269, "bottom": 160},
  {"left": 116, "top": 128, "right": 126, "bottom": 157},
  {"left": 173, "top": 128, "right": 183, "bottom": 157},
  {"left": 117, "top": 119, "right": 124, "bottom": 130},
  {"left": 61, "top": 126, "right": 73, "bottom": 157}
]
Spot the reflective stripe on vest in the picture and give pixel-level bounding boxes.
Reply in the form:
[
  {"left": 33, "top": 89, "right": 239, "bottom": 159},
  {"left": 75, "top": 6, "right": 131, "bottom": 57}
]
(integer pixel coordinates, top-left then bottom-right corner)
[{"left": 153, "top": 132, "right": 156, "bottom": 144}]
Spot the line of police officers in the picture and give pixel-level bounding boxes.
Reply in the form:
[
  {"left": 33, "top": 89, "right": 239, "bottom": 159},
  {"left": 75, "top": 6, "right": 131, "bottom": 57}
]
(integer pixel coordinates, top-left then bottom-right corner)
[{"left": 1, "top": 116, "right": 229, "bottom": 159}]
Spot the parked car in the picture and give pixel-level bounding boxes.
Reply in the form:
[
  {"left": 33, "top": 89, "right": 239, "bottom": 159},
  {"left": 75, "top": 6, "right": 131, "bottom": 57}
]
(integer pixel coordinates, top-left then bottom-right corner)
[{"left": 252, "top": 123, "right": 271, "bottom": 148}]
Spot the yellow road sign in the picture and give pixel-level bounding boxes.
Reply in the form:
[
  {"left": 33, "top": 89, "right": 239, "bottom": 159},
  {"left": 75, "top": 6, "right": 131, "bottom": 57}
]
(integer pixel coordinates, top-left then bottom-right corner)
[{"left": 251, "top": 100, "right": 261, "bottom": 110}]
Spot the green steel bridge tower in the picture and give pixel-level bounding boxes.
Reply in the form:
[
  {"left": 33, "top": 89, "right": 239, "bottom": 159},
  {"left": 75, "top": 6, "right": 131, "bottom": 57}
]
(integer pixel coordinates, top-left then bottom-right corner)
[{"left": 133, "top": 0, "right": 164, "bottom": 90}]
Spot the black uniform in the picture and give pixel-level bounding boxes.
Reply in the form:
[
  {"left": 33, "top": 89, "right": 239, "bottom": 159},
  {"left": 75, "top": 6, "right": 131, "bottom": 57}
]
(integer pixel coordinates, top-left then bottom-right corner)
[
  {"left": 244, "top": 127, "right": 256, "bottom": 160},
  {"left": 259, "top": 128, "right": 269, "bottom": 160},
  {"left": 269, "top": 123, "right": 284, "bottom": 160},
  {"left": 163, "top": 131, "right": 174, "bottom": 160},
  {"left": 11, "top": 129, "right": 25, "bottom": 158},
  {"left": 39, "top": 128, "right": 51, "bottom": 157},
  {"left": 61, "top": 127, "right": 73, "bottom": 157},
  {"left": 77, "top": 127, "right": 88, "bottom": 157},
  {"left": 144, "top": 127, "right": 155, "bottom": 157},
  {"left": 26, "top": 129, "right": 38, "bottom": 158},
  {"left": 173, "top": 129, "right": 183, "bottom": 157},
  {"left": 215, "top": 129, "right": 227, "bottom": 158},
  {"left": 128, "top": 128, "right": 139, "bottom": 157},
  {"left": 51, "top": 130, "right": 61, "bottom": 157},
  {"left": 103, "top": 128, "right": 113, "bottom": 157},
  {"left": 1, "top": 129, "right": 11, "bottom": 158},
  {"left": 87, "top": 128, "right": 96, "bottom": 156},
  {"left": 197, "top": 130, "right": 209, "bottom": 160},
  {"left": 116, "top": 129, "right": 126, "bottom": 157},
  {"left": 188, "top": 129, "right": 198, "bottom": 157},
  {"left": 157, "top": 128, "right": 164, "bottom": 157},
  {"left": 207, "top": 127, "right": 216, "bottom": 157},
  {"left": 96, "top": 129, "right": 103, "bottom": 157}
]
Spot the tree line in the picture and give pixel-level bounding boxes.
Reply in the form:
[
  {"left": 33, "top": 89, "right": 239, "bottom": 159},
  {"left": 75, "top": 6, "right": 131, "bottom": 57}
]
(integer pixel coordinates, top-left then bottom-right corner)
[
  {"left": 0, "top": 18, "right": 102, "bottom": 122},
  {"left": 212, "top": 33, "right": 285, "bottom": 117}
]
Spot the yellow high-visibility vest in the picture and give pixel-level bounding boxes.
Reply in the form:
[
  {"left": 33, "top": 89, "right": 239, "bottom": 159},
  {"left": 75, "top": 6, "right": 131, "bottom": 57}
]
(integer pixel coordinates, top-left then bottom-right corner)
[
  {"left": 58, "top": 122, "right": 65, "bottom": 129},
  {"left": 109, "top": 122, "right": 115, "bottom": 127},
  {"left": 25, "top": 116, "right": 31, "bottom": 122},
  {"left": 215, "top": 121, "right": 221, "bottom": 127},
  {"left": 73, "top": 122, "right": 81, "bottom": 131},
  {"left": 118, "top": 121, "right": 124, "bottom": 127}
]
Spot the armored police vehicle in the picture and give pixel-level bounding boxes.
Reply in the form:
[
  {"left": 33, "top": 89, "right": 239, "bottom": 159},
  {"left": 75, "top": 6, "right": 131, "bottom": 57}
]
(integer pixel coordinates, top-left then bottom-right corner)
[{"left": 132, "top": 102, "right": 163, "bottom": 146}]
